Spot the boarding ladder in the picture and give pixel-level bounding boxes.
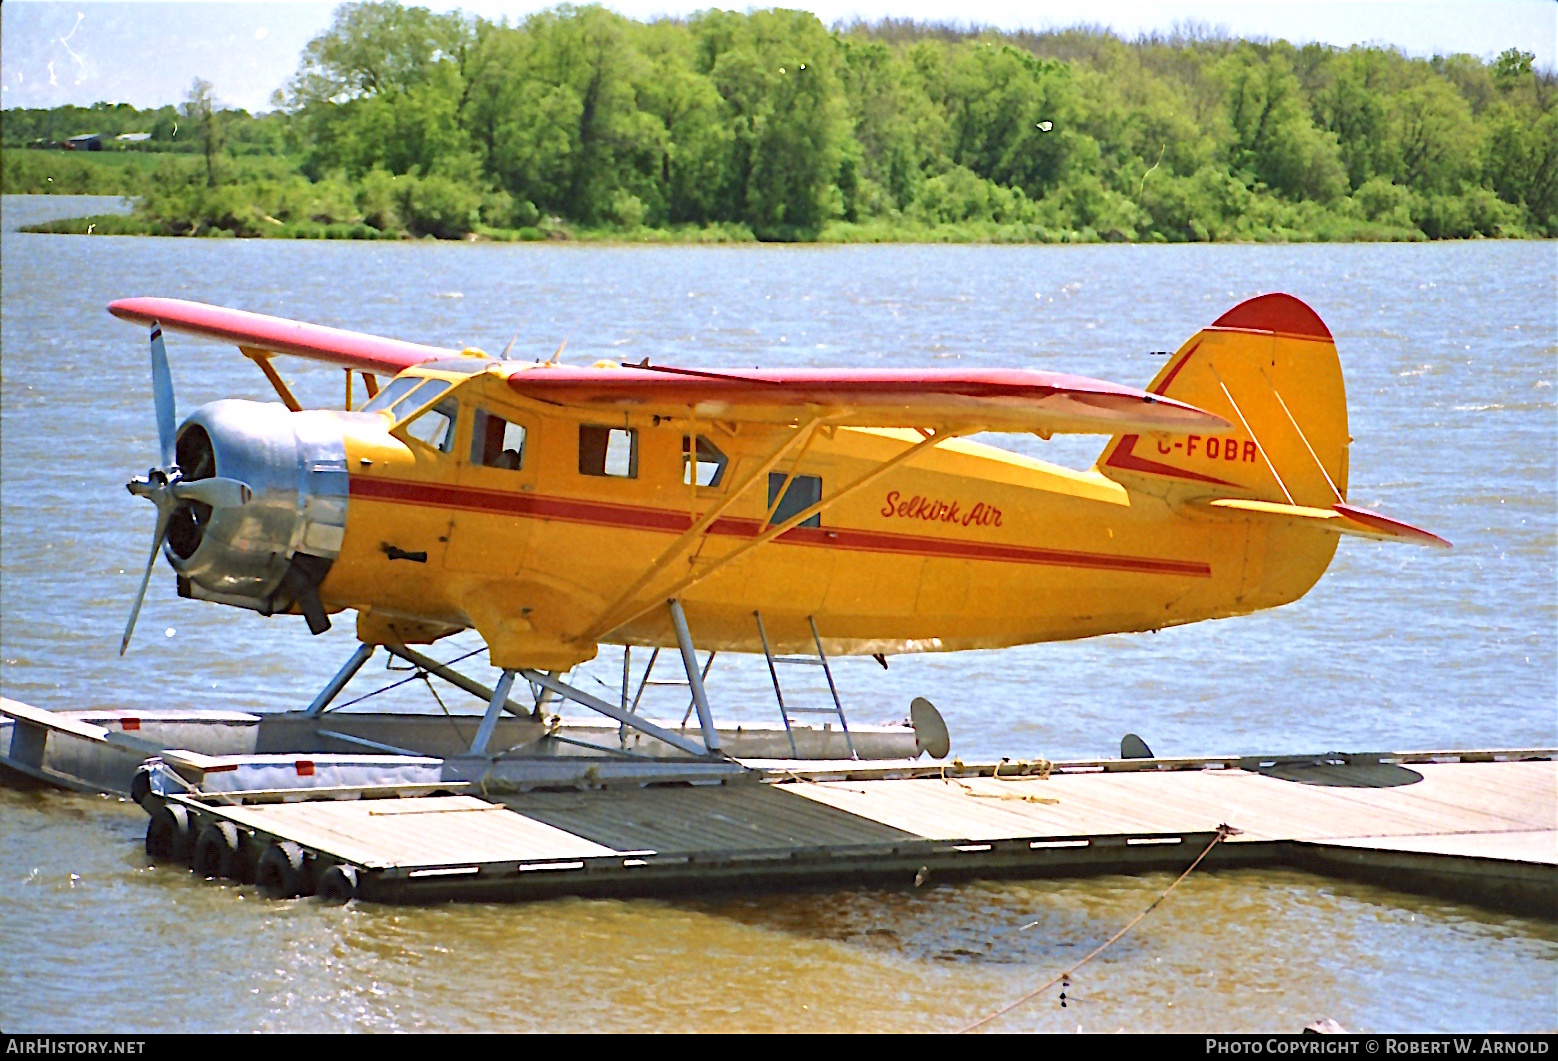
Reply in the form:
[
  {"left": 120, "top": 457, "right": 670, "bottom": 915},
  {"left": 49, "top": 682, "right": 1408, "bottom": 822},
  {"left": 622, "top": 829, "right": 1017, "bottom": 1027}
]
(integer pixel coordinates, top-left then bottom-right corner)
[
  {"left": 755, "top": 612, "right": 857, "bottom": 760},
  {"left": 620, "top": 647, "right": 718, "bottom": 735}
]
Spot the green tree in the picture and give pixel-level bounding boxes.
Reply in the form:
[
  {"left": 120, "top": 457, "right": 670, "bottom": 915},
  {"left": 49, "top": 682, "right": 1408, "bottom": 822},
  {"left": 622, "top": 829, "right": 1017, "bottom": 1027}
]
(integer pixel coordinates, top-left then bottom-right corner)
[
  {"left": 285, "top": 0, "right": 473, "bottom": 105},
  {"left": 464, "top": 6, "right": 663, "bottom": 223},
  {"left": 938, "top": 43, "right": 1079, "bottom": 199},
  {"left": 1484, "top": 107, "right": 1558, "bottom": 232},
  {"left": 696, "top": 9, "right": 849, "bottom": 238},
  {"left": 836, "top": 37, "right": 949, "bottom": 212},
  {"left": 1220, "top": 48, "right": 1347, "bottom": 201},
  {"left": 284, "top": 1, "right": 477, "bottom": 181},
  {"left": 181, "top": 78, "right": 225, "bottom": 187},
  {"left": 1387, "top": 79, "right": 1479, "bottom": 193},
  {"left": 635, "top": 23, "right": 735, "bottom": 223}
]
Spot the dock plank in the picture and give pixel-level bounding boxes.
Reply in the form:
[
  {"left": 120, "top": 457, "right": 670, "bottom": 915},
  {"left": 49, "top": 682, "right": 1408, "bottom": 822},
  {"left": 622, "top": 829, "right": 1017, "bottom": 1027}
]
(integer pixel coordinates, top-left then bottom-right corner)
[
  {"left": 777, "top": 761, "right": 1557, "bottom": 847},
  {"left": 206, "top": 795, "right": 622, "bottom": 869},
  {"left": 497, "top": 782, "right": 923, "bottom": 854}
]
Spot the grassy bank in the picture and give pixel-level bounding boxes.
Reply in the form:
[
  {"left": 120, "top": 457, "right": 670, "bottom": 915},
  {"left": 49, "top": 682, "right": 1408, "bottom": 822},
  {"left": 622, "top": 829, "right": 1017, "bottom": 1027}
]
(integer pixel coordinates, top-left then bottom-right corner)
[
  {"left": 2, "top": 149, "right": 298, "bottom": 196},
  {"left": 10, "top": 141, "right": 1521, "bottom": 244}
]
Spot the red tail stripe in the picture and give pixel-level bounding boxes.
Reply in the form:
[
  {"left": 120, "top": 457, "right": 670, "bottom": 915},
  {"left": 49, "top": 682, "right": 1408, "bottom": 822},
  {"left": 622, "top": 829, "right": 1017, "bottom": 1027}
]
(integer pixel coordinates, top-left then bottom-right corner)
[
  {"left": 1211, "top": 293, "right": 1332, "bottom": 341},
  {"left": 1102, "top": 435, "right": 1238, "bottom": 486}
]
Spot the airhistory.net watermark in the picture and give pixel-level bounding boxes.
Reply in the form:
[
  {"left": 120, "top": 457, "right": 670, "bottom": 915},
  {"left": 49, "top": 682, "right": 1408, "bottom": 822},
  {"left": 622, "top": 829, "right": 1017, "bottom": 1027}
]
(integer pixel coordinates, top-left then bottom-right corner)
[{"left": 4, "top": 1040, "right": 146, "bottom": 1055}]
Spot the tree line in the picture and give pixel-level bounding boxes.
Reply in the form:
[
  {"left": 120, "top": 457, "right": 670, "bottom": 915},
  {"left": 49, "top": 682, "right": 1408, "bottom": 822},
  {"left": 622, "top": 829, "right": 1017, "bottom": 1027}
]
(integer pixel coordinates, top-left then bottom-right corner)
[{"left": 7, "top": 2, "right": 1555, "bottom": 241}]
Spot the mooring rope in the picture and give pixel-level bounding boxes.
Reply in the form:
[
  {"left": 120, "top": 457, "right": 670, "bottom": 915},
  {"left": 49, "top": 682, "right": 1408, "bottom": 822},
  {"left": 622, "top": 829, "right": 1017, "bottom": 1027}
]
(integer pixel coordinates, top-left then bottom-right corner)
[
  {"left": 939, "top": 760, "right": 1059, "bottom": 805},
  {"left": 957, "top": 822, "right": 1237, "bottom": 1033}
]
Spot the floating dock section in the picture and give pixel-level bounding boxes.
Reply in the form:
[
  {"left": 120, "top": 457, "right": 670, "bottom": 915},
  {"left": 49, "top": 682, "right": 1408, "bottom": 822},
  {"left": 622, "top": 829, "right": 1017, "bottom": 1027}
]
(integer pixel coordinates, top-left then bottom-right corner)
[
  {"left": 153, "top": 749, "right": 1554, "bottom": 913},
  {"left": 4, "top": 697, "right": 1551, "bottom": 912}
]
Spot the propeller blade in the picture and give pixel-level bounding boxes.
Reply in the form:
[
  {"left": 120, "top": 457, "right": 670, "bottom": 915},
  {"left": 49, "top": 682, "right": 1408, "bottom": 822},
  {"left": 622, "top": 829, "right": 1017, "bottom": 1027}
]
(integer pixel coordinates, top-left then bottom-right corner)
[
  {"left": 149, "top": 324, "right": 177, "bottom": 469},
  {"left": 172, "top": 476, "right": 251, "bottom": 508},
  {"left": 120, "top": 505, "right": 173, "bottom": 656}
]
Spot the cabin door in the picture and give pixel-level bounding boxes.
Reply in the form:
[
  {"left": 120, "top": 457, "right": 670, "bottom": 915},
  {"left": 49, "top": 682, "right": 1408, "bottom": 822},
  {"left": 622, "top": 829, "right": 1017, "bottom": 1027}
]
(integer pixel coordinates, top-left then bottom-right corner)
[{"left": 445, "top": 406, "right": 537, "bottom": 574}]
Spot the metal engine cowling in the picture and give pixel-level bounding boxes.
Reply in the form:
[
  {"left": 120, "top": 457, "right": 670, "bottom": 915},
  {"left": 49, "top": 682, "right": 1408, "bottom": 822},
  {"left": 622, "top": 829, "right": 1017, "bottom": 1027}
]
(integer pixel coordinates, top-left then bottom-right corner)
[{"left": 169, "top": 399, "right": 349, "bottom": 631}]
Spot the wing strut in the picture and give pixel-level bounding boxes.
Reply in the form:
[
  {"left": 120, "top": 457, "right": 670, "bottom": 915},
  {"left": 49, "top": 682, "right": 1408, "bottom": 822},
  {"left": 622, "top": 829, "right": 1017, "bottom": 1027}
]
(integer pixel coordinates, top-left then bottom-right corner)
[
  {"left": 588, "top": 425, "right": 962, "bottom": 642},
  {"left": 241, "top": 347, "right": 302, "bottom": 412},
  {"left": 580, "top": 416, "right": 823, "bottom": 642}
]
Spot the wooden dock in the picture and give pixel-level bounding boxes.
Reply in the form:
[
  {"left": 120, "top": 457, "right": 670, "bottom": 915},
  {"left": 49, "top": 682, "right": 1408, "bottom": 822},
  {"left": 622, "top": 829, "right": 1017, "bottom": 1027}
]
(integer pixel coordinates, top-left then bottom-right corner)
[{"left": 150, "top": 750, "right": 1556, "bottom": 913}]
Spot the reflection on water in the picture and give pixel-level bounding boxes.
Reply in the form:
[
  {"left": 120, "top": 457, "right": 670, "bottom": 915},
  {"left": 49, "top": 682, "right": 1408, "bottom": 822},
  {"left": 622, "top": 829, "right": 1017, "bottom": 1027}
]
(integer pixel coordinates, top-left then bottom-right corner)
[{"left": 1, "top": 198, "right": 1554, "bottom": 1031}]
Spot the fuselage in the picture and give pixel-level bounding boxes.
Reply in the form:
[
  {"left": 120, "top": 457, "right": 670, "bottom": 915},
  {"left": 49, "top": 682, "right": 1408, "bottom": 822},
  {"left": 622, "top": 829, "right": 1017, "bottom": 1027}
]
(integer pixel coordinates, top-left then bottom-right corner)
[{"left": 254, "top": 359, "right": 1332, "bottom": 669}]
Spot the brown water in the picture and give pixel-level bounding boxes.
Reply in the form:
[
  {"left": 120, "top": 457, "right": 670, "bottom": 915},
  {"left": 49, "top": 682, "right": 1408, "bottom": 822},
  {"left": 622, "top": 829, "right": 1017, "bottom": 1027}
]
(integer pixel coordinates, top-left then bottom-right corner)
[{"left": 1, "top": 196, "right": 1555, "bottom": 1032}]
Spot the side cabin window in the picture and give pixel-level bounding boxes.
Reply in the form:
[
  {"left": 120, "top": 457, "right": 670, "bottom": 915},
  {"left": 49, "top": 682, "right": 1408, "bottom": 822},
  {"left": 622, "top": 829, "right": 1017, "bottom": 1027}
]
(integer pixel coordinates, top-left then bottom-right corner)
[
  {"left": 682, "top": 435, "right": 728, "bottom": 487},
  {"left": 768, "top": 472, "right": 822, "bottom": 528},
  {"left": 403, "top": 398, "right": 458, "bottom": 452},
  {"left": 472, "top": 409, "right": 527, "bottom": 470},
  {"left": 579, "top": 425, "right": 637, "bottom": 478}
]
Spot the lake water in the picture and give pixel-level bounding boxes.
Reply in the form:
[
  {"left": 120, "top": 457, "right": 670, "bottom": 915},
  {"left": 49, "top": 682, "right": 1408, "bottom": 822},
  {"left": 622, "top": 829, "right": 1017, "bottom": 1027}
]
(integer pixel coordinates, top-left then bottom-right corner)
[{"left": 2, "top": 195, "right": 1554, "bottom": 1032}]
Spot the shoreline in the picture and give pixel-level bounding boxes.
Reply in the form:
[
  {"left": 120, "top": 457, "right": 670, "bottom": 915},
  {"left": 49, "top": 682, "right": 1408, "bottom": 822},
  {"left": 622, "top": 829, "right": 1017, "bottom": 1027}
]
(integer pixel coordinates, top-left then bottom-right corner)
[{"left": 23, "top": 209, "right": 1523, "bottom": 246}]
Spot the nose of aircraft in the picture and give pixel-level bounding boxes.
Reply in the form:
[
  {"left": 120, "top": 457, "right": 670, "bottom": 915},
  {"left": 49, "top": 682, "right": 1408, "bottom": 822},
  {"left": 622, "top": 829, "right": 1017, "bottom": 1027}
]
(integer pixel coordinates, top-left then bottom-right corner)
[
  {"left": 117, "top": 317, "right": 357, "bottom": 653},
  {"left": 166, "top": 400, "right": 350, "bottom": 632}
]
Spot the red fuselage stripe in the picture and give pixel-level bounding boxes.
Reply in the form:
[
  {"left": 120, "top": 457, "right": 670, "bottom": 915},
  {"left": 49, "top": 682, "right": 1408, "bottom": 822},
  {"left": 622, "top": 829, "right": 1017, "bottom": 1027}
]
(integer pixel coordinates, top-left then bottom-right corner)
[{"left": 348, "top": 477, "right": 1212, "bottom": 578}]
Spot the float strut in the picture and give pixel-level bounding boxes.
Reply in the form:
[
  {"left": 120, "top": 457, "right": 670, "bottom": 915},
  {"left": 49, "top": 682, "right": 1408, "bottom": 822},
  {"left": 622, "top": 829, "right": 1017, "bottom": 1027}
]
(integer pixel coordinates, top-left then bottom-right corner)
[
  {"left": 668, "top": 598, "right": 720, "bottom": 753},
  {"left": 385, "top": 643, "right": 531, "bottom": 717},
  {"left": 517, "top": 669, "right": 710, "bottom": 758},
  {"left": 470, "top": 670, "right": 518, "bottom": 757},
  {"left": 304, "top": 642, "right": 376, "bottom": 717}
]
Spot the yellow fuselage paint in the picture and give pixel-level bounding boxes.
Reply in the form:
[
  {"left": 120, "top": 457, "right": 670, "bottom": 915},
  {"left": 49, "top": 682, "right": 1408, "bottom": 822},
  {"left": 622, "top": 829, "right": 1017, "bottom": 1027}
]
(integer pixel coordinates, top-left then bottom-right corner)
[{"left": 319, "top": 362, "right": 1337, "bottom": 671}]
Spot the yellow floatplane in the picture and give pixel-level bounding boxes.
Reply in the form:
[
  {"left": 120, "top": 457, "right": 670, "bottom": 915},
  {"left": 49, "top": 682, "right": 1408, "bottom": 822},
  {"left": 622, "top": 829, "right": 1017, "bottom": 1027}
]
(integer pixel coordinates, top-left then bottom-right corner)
[{"left": 106, "top": 292, "right": 1446, "bottom": 760}]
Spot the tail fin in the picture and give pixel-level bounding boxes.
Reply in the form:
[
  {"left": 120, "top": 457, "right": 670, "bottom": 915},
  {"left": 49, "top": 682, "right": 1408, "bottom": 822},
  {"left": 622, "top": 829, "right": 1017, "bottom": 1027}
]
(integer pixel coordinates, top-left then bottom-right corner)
[
  {"left": 1097, "top": 293, "right": 1348, "bottom": 508},
  {"left": 1099, "top": 293, "right": 1448, "bottom": 549}
]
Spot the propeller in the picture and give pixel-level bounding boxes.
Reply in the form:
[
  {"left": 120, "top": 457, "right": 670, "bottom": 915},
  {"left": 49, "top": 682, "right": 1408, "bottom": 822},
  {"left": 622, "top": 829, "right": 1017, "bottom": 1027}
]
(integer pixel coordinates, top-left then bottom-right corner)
[{"left": 120, "top": 323, "right": 253, "bottom": 655}]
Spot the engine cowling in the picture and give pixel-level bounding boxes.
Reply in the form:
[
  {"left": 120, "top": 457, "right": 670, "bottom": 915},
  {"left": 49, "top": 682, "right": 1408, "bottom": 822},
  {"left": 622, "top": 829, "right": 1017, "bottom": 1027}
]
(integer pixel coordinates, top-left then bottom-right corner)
[{"left": 168, "top": 399, "right": 349, "bottom": 631}]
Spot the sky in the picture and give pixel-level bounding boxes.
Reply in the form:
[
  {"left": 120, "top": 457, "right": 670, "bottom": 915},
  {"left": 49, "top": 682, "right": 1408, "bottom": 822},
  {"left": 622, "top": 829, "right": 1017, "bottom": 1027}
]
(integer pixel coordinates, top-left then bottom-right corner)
[{"left": 2, "top": 0, "right": 1554, "bottom": 113}]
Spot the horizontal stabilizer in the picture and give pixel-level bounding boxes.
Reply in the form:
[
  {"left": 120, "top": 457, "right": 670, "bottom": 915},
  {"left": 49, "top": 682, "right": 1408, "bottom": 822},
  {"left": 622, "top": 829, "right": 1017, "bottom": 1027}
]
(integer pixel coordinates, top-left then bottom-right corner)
[{"left": 1203, "top": 498, "right": 1451, "bottom": 549}]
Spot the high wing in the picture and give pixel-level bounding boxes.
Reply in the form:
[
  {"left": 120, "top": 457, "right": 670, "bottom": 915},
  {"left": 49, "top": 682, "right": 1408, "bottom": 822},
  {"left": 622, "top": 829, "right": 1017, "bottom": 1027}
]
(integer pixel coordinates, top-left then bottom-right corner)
[
  {"left": 504, "top": 363, "right": 1228, "bottom": 435},
  {"left": 107, "top": 297, "right": 454, "bottom": 375},
  {"left": 107, "top": 297, "right": 1226, "bottom": 435}
]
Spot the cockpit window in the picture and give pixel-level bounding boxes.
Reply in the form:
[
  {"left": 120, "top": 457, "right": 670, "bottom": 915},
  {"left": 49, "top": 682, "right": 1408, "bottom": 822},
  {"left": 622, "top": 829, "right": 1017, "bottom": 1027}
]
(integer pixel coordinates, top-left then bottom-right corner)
[
  {"left": 683, "top": 435, "right": 728, "bottom": 487},
  {"left": 361, "top": 376, "right": 421, "bottom": 414},
  {"left": 403, "top": 398, "right": 458, "bottom": 452},
  {"left": 392, "top": 378, "right": 449, "bottom": 420},
  {"left": 472, "top": 409, "right": 527, "bottom": 470}
]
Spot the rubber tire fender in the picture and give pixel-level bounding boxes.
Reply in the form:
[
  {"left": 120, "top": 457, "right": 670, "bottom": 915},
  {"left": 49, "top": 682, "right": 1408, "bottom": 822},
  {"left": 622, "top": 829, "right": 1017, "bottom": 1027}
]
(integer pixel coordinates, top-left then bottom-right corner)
[
  {"left": 192, "top": 821, "right": 245, "bottom": 880},
  {"left": 146, "top": 803, "right": 195, "bottom": 865},
  {"left": 256, "top": 840, "right": 312, "bottom": 899},
  {"left": 129, "top": 766, "right": 155, "bottom": 808},
  {"left": 315, "top": 864, "right": 360, "bottom": 904}
]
